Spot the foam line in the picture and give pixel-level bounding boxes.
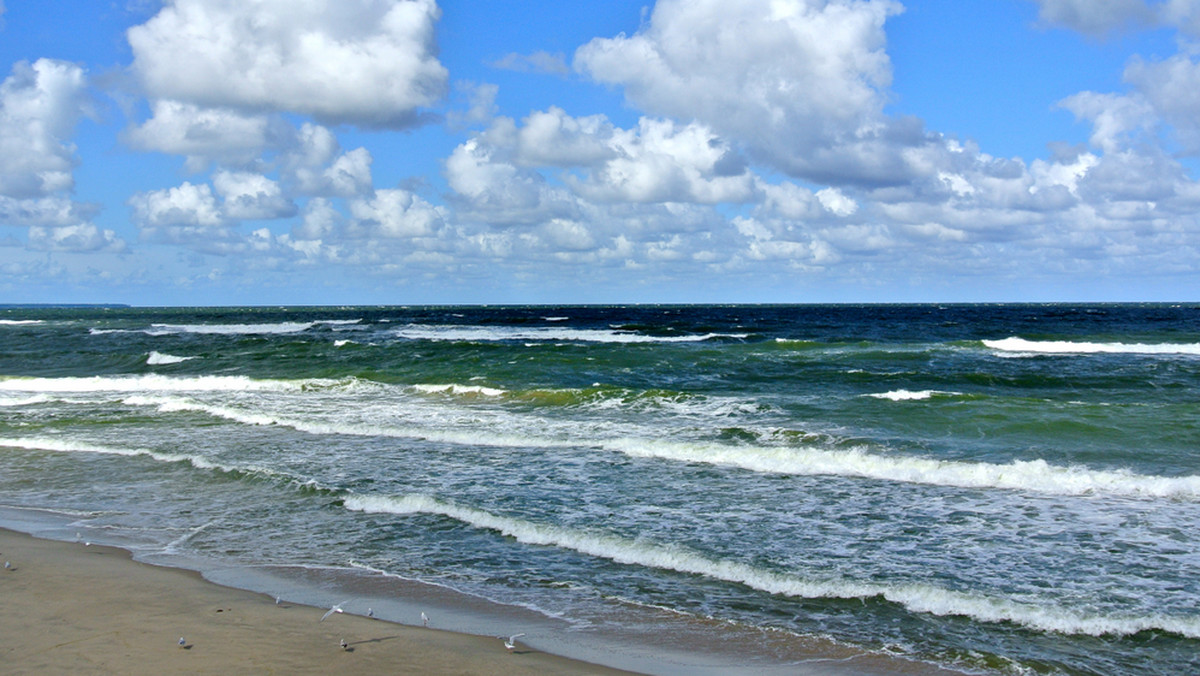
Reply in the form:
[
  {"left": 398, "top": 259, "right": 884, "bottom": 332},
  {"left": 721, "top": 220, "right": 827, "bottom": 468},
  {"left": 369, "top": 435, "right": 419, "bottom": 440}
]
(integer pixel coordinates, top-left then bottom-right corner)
[{"left": 344, "top": 493, "right": 1200, "bottom": 639}]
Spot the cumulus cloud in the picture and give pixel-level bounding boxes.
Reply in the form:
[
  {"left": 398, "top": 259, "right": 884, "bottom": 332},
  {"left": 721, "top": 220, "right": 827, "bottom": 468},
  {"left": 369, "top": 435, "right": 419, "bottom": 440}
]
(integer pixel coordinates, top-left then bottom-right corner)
[
  {"left": 451, "top": 107, "right": 755, "bottom": 212},
  {"left": 1123, "top": 53, "right": 1200, "bottom": 153},
  {"left": 0, "top": 59, "right": 88, "bottom": 198},
  {"left": 348, "top": 188, "right": 446, "bottom": 239},
  {"left": 1030, "top": 0, "right": 1156, "bottom": 35},
  {"left": 28, "top": 224, "right": 126, "bottom": 253},
  {"left": 212, "top": 170, "right": 296, "bottom": 220},
  {"left": 280, "top": 124, "right": 374, "bottom": 198},
  {"left": 127, "top": 0, "right": 448, "bottom": 128},
  {"left": 129, "top": 181, "right": 226, "bottom": 231},
  {"left": 575, "top": 0, "right": 932, "bottom": 185},
  {"left": 124, "top": 100, "right": 293, "bottom": 170}
]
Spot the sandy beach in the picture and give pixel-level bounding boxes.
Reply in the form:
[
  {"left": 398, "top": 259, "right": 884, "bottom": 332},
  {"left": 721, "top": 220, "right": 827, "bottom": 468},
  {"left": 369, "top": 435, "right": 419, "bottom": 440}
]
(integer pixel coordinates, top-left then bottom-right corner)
[{"left": 0, "top": 528, "right": 636, "bottom": 675}]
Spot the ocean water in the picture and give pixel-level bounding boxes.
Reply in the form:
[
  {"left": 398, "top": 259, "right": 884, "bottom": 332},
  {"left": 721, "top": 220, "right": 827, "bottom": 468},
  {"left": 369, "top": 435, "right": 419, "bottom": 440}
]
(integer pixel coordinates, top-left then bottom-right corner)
[{"left": 1, "top": 304, "right": 1198, "bottom": 674}]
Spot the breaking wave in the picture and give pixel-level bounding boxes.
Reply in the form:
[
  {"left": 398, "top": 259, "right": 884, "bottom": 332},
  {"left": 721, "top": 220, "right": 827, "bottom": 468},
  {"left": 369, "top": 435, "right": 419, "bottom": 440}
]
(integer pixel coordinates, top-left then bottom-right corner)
[
  {"left": 147, "top": 351, "right": 196, "bottom": 365},
  {"left": 985, "top": 337, "right": 1200, "bottom": 356},
  {"left": 343, "top": 493, "right": 1200, "bottom": 639}
]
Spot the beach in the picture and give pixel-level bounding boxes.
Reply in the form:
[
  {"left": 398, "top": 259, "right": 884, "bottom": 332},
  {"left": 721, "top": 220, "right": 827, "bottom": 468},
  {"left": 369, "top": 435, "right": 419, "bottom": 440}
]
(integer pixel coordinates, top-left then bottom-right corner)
[{"left": 0, "top": 528, "right": 633, "bottom": 675}]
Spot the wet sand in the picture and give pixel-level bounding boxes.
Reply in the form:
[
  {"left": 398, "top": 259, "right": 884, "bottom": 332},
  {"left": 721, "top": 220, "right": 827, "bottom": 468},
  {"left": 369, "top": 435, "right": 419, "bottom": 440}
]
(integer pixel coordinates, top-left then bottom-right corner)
[{"left": 0, "top": 528, "right": 635, "bottom": 675}]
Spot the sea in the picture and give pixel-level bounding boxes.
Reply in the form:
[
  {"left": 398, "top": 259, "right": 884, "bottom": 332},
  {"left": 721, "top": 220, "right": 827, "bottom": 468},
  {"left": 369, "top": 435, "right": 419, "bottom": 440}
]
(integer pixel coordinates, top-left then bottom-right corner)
[{"left": 1, "top": 304, "right": 1198, "bottom": 675}]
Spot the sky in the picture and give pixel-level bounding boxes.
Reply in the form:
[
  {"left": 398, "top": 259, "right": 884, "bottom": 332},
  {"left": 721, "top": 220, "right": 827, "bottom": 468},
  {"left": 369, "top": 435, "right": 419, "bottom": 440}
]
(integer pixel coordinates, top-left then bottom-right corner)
[{"left": 1, "top": 0, "right": 1199, "bottom": 305}]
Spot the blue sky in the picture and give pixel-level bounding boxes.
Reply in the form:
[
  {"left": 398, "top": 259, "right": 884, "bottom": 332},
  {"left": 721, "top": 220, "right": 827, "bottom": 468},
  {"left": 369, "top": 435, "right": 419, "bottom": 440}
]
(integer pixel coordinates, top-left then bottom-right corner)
[{"left": 1, "top": 0, "right": 1197, "bottom": 305}]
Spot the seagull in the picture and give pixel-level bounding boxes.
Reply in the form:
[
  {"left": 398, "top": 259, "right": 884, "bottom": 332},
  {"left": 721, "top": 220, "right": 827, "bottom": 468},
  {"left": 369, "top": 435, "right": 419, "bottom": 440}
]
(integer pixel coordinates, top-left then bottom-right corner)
[
  {"left": 503, "top": 633, "right": 525, "bottom": 651},
  {"left": 275, "top": 596, "right": 281, "bottom": 605},
  {"left": 340, "top": 638, "right": 348, "bottom": 650},
  {"left": 421, "top": 611, "right": 429, "bottom": 627},
  {"left": 320, "top": 601, "right": 347, "bottom": 622},
  {"left": 178, "top": 637, "right": 187, "bottom": 648},
  {"left": 366, "top": 608, "right": 374, "bottom": 618},
  {"left": 3, "top": 561, "right": 10, "bottom": 570}
]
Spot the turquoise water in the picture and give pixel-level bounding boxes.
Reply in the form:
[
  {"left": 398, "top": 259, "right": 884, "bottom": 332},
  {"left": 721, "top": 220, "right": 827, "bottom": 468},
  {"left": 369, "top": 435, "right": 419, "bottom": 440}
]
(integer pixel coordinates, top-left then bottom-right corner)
[{"left": 1, "top": 304, "right": 1199, "bottom": 674}]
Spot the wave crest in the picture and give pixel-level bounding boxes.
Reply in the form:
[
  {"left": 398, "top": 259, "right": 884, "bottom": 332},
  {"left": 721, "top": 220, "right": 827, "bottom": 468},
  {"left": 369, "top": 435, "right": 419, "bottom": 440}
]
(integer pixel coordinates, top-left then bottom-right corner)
[
  {"left": 985, "top": 337, "right": 1200, "bottom": 356},
  {"left": 344, "top": 492, "right": 1200, "bottom": 639}
]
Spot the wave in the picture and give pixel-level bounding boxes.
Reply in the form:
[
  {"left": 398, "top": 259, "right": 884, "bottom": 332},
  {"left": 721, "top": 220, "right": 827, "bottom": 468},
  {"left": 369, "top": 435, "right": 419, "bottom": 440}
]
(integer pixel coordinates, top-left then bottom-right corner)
[
  {"left": 0, "top": 436, "right": 327, "bottom": 491},
  {"left": 0, "top": 319, "right": 43, "bottom": 325},
  {"left": 99, "top": 380, "right": 1200, "bottom": 500},
  {"left": 392, "top": 324, "right": 742, "bottom": 344},
  {"left": 0, "top": 393, "right": 54, "bottom": 407},
  {"left": 0, "top": 374, "right": 331, "bottom": 393},
  {"left": 411, "top": 383, "right": 508, "bottom": 397},
  {"left": 146, "top": 351, "right": 197, "bottom": 365},
  {"left": 985, "top": 337, "right": 1200, "bottom": 356},
  {"left": 89, "top": 319, "right": 361, "bottom": 337},
  {"left": 121, "top": 394, "right": 580, "bottom": 451},
  {"left": 864, "top": 390, "right": 960, "bottom": 401},
  {"left": 602, "top": 438, "right": 1200, "bottom": 500},
  {"left": 344, "top": 493, "right": 1200, "bottom": 639}
]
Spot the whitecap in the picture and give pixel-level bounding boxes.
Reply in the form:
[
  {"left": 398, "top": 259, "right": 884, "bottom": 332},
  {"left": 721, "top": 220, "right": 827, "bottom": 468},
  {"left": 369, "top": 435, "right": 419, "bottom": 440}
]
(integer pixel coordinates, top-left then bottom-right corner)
[
  {"left": 985, "top": 337, "right": 1200, "bottom": 356},
  {"left": 411, "top": 383, "right": 508, "bottom": 397},
  {"left": 864, "top": 390, "right": 957, "bottom": 401},
  {"left": 392, "top": 324, "right": 744, "bottom": 344},
  {"left": 0, "top": 374, "right": 322, "bottom": 393},
  {"left": 147, "top": 351, "right": 196, "bottom": 365}
]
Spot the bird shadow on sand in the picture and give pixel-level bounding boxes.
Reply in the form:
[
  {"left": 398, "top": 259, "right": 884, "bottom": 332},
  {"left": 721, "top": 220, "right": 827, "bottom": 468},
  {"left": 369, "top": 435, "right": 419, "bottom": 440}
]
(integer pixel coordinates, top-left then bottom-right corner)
[{"left": 347, "top": 635, "right": 405, "bottom": 648}]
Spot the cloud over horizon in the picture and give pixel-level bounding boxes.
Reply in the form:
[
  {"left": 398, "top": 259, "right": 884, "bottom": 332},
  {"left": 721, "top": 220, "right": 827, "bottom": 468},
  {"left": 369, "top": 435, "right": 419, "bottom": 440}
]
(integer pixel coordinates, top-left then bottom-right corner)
[{"left": 0, "top": 0, "right": 1197, "bottom": 302}]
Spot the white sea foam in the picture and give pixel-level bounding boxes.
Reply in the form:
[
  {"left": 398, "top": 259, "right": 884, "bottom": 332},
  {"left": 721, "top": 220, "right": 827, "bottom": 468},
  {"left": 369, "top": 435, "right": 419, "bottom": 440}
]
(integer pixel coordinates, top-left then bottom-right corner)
[
  {"left": 411, "top": 383, "right": 508, "bottom": 397},
  {"left": 0, "top": 319, "right": 42, "bottom": 325},
  {"left": 121, "top": 394, "right": 578, "bottom": 450},
  {"left": 0, "top": 374, "right": 311, "bottom": 393},
  {"left": 147, "top": 322, "right": 316, "bottom": 335},
  {"left": 601, "top": 438, "right": 1200, "bottom": 500},
  {"left": 985, "top": 337, "right": 1200, "bottom": 356},
  {"left": 344, "top": 492, "right": 1200, "bottom": 639},
  {"left": 147, "top": 351, "right": 196, "bottom": 365},
  {"left": 0, "top": 436, "right": 317, "bottom": 489},
  {"left": 393, "top": 324, "right": 742, "bottom": 344},
  {"left": 108, "top": 380, "right": 1200, "bottom": 500},
  {"left": 865, "top": 390, "right": 959, "bottom": 401},
  {"left": 0, "top": 394, "right": 52, "bottom": 407}
]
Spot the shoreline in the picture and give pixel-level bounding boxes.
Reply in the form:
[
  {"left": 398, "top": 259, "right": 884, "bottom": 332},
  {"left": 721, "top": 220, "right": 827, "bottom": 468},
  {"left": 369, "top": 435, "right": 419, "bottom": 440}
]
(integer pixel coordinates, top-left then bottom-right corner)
[
  {"left": 0, "top": 527, "right": 638, "bottom": 675},
  {"left": 0, "top": 525, "right": 970, "bottom": 675}
]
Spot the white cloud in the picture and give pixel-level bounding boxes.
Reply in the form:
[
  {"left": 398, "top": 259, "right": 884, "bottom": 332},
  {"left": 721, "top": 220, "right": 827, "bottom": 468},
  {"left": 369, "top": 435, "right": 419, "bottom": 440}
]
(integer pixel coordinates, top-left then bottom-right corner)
[
  {"left": 349, "top": 188, "right": 446, "bottom": 239},
  {"left": 512, "top": 107, "right": 615, "bottom": 168},
  {"left": 124, "top": 100, "right": 291, "bottom": 169},
  {"left": 28, "top": 224, "right": 127, "bottom": 253},
  {"left": 129, "top": 182, "right": 225, "bottom": 229},
  {"left": 0, "top": 195, "right": 97, "bottom": 228},
  {"left": 280, "top": 124, "right": 375, "bottom": 198},
  {"left": 1031, "top": 0, "right": 1155, "bottom": 36},
  {"left": 1058, "top": 91, "right": 1158, "bottom": 154},
  {"left": 212, "top": 170, "right": 296, "bottom": 220},
  {"left": 1123, "top": 53, "right": 1200, "bottom": 153},
  {"left": 1162, "top": 0, "right": 1200, "bottom": 36},
  {"left": 576, "top": 118, "right": 756, "bottom": 204},
  {"left": 575, "top": 0, "right": 923, "bottom": 184},
  {"left": 0, "top": 59, "right": 88, "bottom": 198},
  {"left": 292, "top": 197, "right": 342, "bottom": 241},
  {"left": 816, "top": 187, "right": 858, "bottom": 216},
  {"left": 127, "top": 0, "right": 448, "bottom": 128}
]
